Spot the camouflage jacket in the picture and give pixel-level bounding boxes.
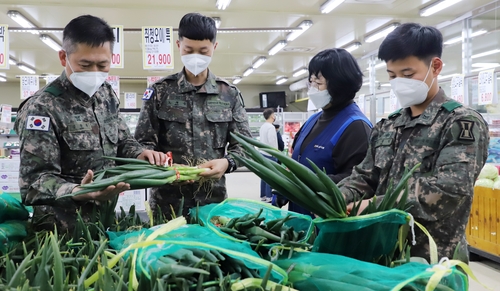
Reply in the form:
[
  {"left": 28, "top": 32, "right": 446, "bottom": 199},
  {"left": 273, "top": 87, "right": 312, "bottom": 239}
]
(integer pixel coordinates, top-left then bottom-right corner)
[
  {"left": 14, "top": 71, "right": 144, "bottom": 231},
  {"left": 135, "top": 69, "right": 252, "bottom": 217},
  {"left": 339, "top": 89, "right": 489, "bottom": 262}
]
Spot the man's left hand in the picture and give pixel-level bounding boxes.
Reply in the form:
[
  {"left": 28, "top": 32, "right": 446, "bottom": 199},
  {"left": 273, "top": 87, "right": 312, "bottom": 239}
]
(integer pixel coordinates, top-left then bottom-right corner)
[
  {"left": 197, "top": 158, "right": 229, "bottom": 180},
  {"left": 137, "top": 150, "right": 168, "bottom": 166}
]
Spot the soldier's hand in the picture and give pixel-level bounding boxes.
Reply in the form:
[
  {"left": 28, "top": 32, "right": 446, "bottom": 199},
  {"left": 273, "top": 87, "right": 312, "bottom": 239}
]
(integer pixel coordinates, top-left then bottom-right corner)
[
  {"left": 346, "top": 198, "right": 372, "bottom": 216},
  {"left": 197, "top": 158, "right": 229, "bottom": 180},
  {"left": 71, "top": 170, "right": 130, "bottom": 202},
  {"left": 137, "top": 150, "right": 168, "bottom": 166}
]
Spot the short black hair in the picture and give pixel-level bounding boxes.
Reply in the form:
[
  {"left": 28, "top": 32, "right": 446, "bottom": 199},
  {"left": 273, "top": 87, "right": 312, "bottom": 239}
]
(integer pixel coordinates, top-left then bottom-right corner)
[
  {"left": 273, "top": 124, "right": 280, "bottom": 129},
  {"left": 178, "top": 13, "right": 217, "bottom": 43},
  {"left": 263, "top": 108, "right": 274, "bottom": 120},
  {"left": 378, "top": 23, "right": 443, "bottom": 64},
  {"left": 63, "top": 15, "right": 115, "bottom": 54},
  {"left": 308, "top": 48, "right": 363, "bottom": 101}
]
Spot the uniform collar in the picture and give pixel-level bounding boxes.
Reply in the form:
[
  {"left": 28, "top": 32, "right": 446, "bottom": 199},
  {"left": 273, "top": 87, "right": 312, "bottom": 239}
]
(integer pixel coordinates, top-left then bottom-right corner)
[
  {"left": 177, "top": 69, "right": 219, "bottom": 95},
  {"left": 393, "top": 88, "right": 447, "bottom": 128},
  {"left": 59, "top": 70, "right": 96, "bottom": 106}
]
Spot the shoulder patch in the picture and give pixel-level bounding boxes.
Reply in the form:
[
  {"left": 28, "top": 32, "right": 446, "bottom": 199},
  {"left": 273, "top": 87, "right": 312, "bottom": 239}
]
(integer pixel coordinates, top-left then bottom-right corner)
[
  {"left": 44, "top": 86, "right": 62, "bottom": 96},
  {"left": 142, "top": 88, "right": 154, "bottom": 100},
  {"left": 457, "top": 119, "right": 475, "bottom": 142},
  {"left": 26, "top": 115, "right": 50, "bottom": 131},
  {"left": 388, "top": 108, "right": 402, "bottom": 119},
  {"left": 442, "top": 100, "right": 463, "bottom": 112}
]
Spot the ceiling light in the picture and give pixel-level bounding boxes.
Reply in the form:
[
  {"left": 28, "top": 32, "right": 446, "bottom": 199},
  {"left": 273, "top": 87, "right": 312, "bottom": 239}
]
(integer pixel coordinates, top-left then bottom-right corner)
[
  {"left": 343, "top": 42, "right": 361, "bottom": 53},
  {"left": 438, "top": 74, "right": 456, "bottom": 79},
  {"left": 366, "top": 63, "right": 386, "bottom": 70},
  {"left": 7, "top": 10, "right": 38, "bottom": 34},
  {"left": 362, "top": 82, "right": 370, "bottom": 86},
  {"left": 251, "top": 57, "right": 267, "bottom": 69},
  {"left": 289, "top": 78, "right": 308, "bottom": 91},
  {"left": 0, "top": 75, "right": 6, "bottom": 82},
  {"left": 320, "top": 0, "right": 346, "bottom": 14},
  {"left": 471, "top": 63, "right": 500, "bottom": 68},
  {"left": 420, "top": 0, "right": 463, "bottom": 17},
  {"left": 232, "top": 76, "right": 242, "bottom": 85},
  {"left": 40, "top": 34, "right": 62, "bottom": 52},
  {"left": 444, "top": 29, "right": 487, "bottom": 45},
  {"left": 381, "top": 83, "right": 391, "bottom": 87},
  {"left": 243, "top": 67, "right": 254, "bottom": 77},
  {"left": 286, "top": 20, "right": 313, "bottom": 42},
  {"left": 18, "top": 64, "right": 36, "bottom": 74},
  {"left": 472, "top": 49, "right": 500, "bottom": 59},
  {"left": 471, "top": 65, "right": 500, "bottom": 72},
  {"left": 276, "top": 77, "right": 288, "bottom": 85},
  {"left": 365, "top": 23, "right": 399, "bottom": 43},
  {"left": 268, "top": 40, "right": 287, "bottom": 56},
  {"left": 213, "top": 17, "right": 221, "bottom": 29},
  {"left": 9, "top": 58, "right": 16, "bottom": 66},
  {"left": 216, "top": 0, "right": 231, "bottom": 10},
  {"left": 293, "top": 67, "right": 308, "bottom": 78}
]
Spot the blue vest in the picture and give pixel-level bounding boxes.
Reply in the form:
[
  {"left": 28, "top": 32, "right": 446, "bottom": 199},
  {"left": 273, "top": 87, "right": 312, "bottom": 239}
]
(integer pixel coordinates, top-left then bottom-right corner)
[{"left": 289, "top": 103, "right": 372, "bottom": 216}]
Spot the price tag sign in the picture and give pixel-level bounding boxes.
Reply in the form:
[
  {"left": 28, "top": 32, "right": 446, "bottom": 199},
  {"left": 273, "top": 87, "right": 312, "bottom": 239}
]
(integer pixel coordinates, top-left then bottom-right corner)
[
  {"left": 0, "top": 104, "right": 12, "bottom": 123},
  {"left": 20, "top": 75, "right": 39, "bottom": 100},
  {"left": 0, "top": 25, "right": 8, "bottom": 69},
  {"left": 450, "top": 74, "right": 465, "bottom": 104},
  {"left": 111, "top": 25, "right": 124, "bottom": 68},
  {"left": 45, "top": 75, "right": 58, "bottom": 84},
  {"left": 147, "top": 76, "right": 163, "bottom": 87},
  {"left": 124, "top": 92, "right": 137, "bottom": 109},
  {"left": 390, "top": 90, "right": 400, "bottom": 111},
  {"left": 478, "top": 69, "right": 495, "bottom": 105},
  {"left": 358, "top": 94, "right": 365, "bottom": 114},
  {"left": 106, "top": 75, "right": 120, "bottom": 97},
  {"left": 142, "top": 26, "right": 174, "bottom": 70}
]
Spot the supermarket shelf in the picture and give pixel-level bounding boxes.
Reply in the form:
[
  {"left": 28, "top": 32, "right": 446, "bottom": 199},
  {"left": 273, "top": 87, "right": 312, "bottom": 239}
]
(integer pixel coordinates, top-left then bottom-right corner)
[
  {"left": 470, "top": 246, "right": 500, "bottom": 264},
  {"left": 0, "top": 134, "right": 18, "bottom": 138}
]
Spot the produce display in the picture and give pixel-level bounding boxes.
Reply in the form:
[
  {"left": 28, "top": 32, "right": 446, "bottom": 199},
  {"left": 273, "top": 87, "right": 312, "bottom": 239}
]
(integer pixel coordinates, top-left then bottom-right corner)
[{"left": 474, "top": 163, "right": 500, "bottom": 188}]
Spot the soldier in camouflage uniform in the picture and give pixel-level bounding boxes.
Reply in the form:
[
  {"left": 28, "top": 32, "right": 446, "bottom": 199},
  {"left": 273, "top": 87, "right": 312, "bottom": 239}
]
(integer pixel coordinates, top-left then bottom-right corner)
[
  {"left": 339, "top": 23, "right": 489, "bottom": 263},
  {"left": 135, "top": 13, "right": 252, "bottom": 218},
  {"left": 15, "top": 15, "right": 166, "bottom": 232}
]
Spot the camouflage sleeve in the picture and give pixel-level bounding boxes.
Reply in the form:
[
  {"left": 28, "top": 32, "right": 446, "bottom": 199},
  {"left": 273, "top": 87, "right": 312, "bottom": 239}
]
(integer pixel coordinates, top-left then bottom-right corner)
[
  {"left": 116, "top": 113, "right": 145, "bottom": 158},
  {"left": 409, "top": 114, "right": 489, "bottom": 222},
  {"left": 134, "top": 87, "right": 159, "bottom": 151},
  {"left": 226, "top": 89, "right": 252, "bottom": 161},
  {"left": 15, "top": 102, "right": 78, "bottom": 206}
]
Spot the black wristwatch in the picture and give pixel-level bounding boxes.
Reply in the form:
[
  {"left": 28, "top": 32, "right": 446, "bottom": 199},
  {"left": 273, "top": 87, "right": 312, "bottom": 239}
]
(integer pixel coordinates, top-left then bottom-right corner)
[{"left": 225, "top": 155, "right": 237, "bottom": 173}]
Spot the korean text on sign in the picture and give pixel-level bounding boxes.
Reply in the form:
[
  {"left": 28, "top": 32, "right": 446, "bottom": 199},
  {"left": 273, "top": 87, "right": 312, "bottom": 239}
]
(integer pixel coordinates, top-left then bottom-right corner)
[
  {"left": 0, "top": 25, "right": 9, "bottom": 69},
  {"left": 111, "top": 25, "right": 124, "bottom": 68},
  {"left": 20, "top": 76, "right": 40, "bottom": 100},
  {"left": 477, "top": 70, "right": 495, "bottom": 105},
  {"left": 142, "top": 26, "right": 174, "bottom": 70}
]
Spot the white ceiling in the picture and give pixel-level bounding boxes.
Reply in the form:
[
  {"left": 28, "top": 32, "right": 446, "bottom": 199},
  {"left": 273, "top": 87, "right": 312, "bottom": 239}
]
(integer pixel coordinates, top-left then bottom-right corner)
[{"left": 0, "top": 0, "right": 499, "bottom": 89}]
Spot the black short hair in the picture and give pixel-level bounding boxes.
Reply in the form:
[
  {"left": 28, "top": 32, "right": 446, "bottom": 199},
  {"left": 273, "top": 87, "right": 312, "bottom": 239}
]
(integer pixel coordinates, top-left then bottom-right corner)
[
  {"left": 308, "top": 48, "right": 363, "bottom": 101},
  {"left": 263, "top": 108, "right": 274, "bottom": 120},
  {"left": 178, "top": 13, "right": 217, "bottom": 43},
  {"left": 63, "top": 15, "right": 115, "bottom": 55},
  {"left": 378, "top": 23, "right": 443, "bottom": 64},
  {"left": 273, "top": 124, "right": 280, "bottom": 129}
]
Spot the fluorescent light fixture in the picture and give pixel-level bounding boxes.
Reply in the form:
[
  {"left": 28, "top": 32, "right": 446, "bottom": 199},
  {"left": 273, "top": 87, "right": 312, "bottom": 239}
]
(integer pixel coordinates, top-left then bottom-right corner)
[
  {"left": 9, "top": 57, "right": 16, "bottom": 66},
  {"left": 286, "top": 20, "right": 313, "bottom": 42},
  {"left": 471, "top": 63, "right": 500, "bottom": 68},
  {"left": 18, "top": 64, "right": 36, "bottom": 74},
  {"left": 366, "top": 63, "right": 386, "bottom": 70},
  {"left": 7, "top": 10, "right": 37, "bottom": 29},
  {"left": 381, "top": 83, "right": 391, "bottom": 87},
  {"left": 251, "top": 57, "right": 267, "bottom": 69},
  {"left": 362, "top": 82, "right": 370, "bottom": 86},
  {"left": 344, "top": 42, "right": 361, "bottom": 53},
  {"left": 232, "top": 76, "right": 242, "bottom": 85},
  {"left": 472, "top": 49, "right": 500, "bottom": 59},
  {"left": 216, "top": 0, "right": 231, "bottom": 10},
  {"left": 420, "top": 0, "right": 463, "bottom": 17},
  {"left": 471, "top": 65, "right": 500, "bottom": 72},
  {"left": 243, "top": 67, "right": 254, "bottom": 77},
  {"left": 0, "top": 75, "right": 6, "bottom": 82},
  {"left": 320, "top": 0, "right": 346, "bottom": 14},
  {"left": 276, "top": 77, "right": 288, "bottom": 85},
  {"left": 268, "top": 40, "right": 287, "bottom": 56},
  {"left": 293, "top": 67, "right": 308, "bottom": 78},
  {"left": 365, "top": 23, "right": 399, "bottom": 43},
  {"left": 438, "top": 74, "right": 457, "bottom": 79},
  {"left": 213, "top": 17, "right": 221, "bottom": 29},
  {"left": 444, "top": 29, "right": 487, "bottom": 45},
  {"left": 40, "top": 34, "right": 62, "bottom": 52}
]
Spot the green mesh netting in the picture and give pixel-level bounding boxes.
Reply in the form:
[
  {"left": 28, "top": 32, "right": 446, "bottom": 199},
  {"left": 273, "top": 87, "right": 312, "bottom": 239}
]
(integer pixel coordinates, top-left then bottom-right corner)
[
  {"left": 0, "top": 193, "right": 29, "bottom": 223},
  {"left": 275, "top": 252, "right": 468, "bottom": 291},
  {"left": 191, "top": 198, "right": 314, "bottom": 246},
  {"left": 107, "top": 224, "right": 288, "bottom": 284},
  {"left": 312, "top": 209, "right": 409, "bottom": 263},
  {"left": 0, "top": 220, "right": 27, "bottom": 254}
]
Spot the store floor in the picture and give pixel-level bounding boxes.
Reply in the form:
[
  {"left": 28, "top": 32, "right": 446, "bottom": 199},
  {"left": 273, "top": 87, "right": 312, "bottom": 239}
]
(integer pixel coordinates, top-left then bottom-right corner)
[{"left": 226, "top": 171, "right": 500, "bottom": 291}]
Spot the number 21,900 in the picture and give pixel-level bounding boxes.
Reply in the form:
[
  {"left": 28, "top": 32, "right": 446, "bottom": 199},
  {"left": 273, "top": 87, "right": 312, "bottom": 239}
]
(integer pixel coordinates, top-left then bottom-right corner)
[{"left": 147, "top": 54, "right": 171, "bottom": 65}]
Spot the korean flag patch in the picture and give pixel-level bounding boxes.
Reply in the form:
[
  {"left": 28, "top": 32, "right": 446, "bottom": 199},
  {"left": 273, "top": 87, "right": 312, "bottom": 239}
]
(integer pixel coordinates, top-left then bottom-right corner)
[
  {"left": 143, "top": 88, "right": 154, "bottom": 100},
  {"left": 26, "top": 115, "right": 50, "bottom": 131}
]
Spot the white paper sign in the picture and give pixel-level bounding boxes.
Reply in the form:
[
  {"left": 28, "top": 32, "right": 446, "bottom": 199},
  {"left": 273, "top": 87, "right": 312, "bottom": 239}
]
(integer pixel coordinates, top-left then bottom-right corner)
[
  {"left": 478, "top": 70, "right": 495, "bottom": 105},
  {"left": 124, "top": 92, "right": 137, "bottom": 109},
  {"left": 115, "top": 190, "right": 146, "bottom": 212},
  {"left": 0, "top": 25, "right": 8, "bottom": 69},
  {"left": 0, "top": 104, "right": 12, "bottom": 123},
  {"left": 147, "top": 76, "right": 163, "bottom": 87},
  {"left": 142, "top": 26, "right": 174, "bottom": 70},
  {"left": 106, "top": 75, "right": 120, "bottom": 97},
  {"left": 450, "top": 74, "right": 465, "bottom": 104},
  {"left": 45, "top": 75, "right": 58, "bottom": 84},
  {"left": 111, "top": 25, "right": 124, "bottom": 68},
  {"left": 20, "top": 75, "right": 39, "bottom": 100},
  {"left": 358, "top": 94, "right": 365, "bottom": 114},
  {"left": 390, "top": 90, "right": 400, "bottom": 111}
]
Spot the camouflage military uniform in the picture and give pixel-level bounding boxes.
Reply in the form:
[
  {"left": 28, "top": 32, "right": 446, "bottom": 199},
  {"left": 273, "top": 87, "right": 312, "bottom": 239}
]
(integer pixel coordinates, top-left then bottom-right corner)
[
  {"left": 339, "top": 89, "right": 489, "bottom": 263},
  {"left": 135, "top": 69, "right": 252, "bottom": 218},
  {"left": 14, "top": 71, "right": 144, "bottom": 232}
]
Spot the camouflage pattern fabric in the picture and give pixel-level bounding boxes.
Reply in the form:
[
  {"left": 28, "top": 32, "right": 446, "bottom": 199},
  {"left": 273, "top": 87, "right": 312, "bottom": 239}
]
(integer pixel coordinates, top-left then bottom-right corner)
[
  {"left": 135, "top": 69, "right": 252, "bottom": 218},
  {"left": 14, "top": 71, "right": 145, "bottom": 232},
  {"left": 339, "top": 89, "right": 489, "bottom": 263}
]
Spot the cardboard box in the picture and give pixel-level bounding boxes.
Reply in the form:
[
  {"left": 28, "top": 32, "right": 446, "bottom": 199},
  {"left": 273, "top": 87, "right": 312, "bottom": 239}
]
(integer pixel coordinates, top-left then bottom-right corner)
[
  {"left": 0, "top": 159, "right": 20, "bottom": 172},
  {"left": 0, "top": 171, "right": 19, "bottom": 183},
  {"left": 115, "top": 189, "right": 146, "bottom": 212}
]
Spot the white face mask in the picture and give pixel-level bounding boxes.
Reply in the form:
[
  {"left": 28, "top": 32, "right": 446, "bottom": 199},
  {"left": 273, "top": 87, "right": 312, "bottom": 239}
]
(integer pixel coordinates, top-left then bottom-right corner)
[
  {"left": 308, "top": 87, "right": 331, "bottom": 109},
  {"left": 67, "top": 59, "right": 108, "bottom": 97},
  {"left": 181, "top": 54, "right": 212, "bottom": 76},
  {"left": 389, "top": 62, "right": 435, "bottom": 108}
]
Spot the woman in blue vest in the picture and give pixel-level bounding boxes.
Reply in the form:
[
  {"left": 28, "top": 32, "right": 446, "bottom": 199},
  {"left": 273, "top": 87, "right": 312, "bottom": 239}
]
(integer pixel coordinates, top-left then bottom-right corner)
[{"left": 273, "top": 48, "right": 373, "bottom": 217}]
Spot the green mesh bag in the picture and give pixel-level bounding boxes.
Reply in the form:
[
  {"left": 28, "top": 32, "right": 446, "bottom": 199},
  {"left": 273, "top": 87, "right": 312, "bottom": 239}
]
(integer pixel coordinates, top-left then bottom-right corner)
[
  {"left": 0, "top": 220, "right": 28, "bottom": 254},
  {"left": 313, "top": 209, "right": 409, "bottom": 263},
  {"left": 275, "top": 252, "right": 468, "bottom": 291},
  {"left": 0, "top": 193, "right": 29, "bottom": 223},
  {"left": 192, "top": 198, "right": 314, "bottom": 246}
]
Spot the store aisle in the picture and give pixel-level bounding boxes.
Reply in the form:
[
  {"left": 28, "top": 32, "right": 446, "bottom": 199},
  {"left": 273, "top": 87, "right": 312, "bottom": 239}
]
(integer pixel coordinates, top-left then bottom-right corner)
[{"left": 226, "top": 171, "right": 500, "bottom": 291}]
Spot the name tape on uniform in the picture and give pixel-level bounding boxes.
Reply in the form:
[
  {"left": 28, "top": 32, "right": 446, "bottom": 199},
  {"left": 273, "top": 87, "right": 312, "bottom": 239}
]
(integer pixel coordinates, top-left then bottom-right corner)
[{"left": 26, "top": 115, "right": 50, "bottom": 131}]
